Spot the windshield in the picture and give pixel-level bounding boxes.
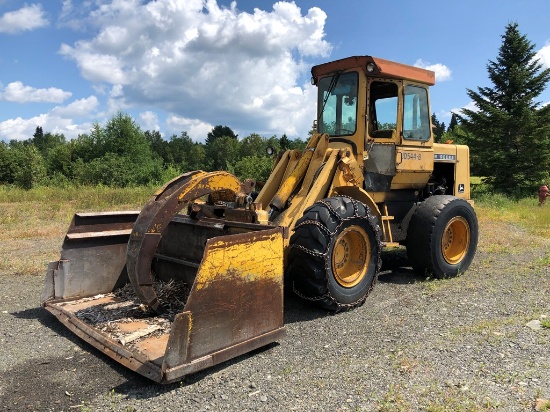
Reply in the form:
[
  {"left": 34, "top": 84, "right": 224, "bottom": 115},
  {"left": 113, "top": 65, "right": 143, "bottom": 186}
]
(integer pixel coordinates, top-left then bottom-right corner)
[{"left": 317, "top": 72, "right": 358, "bottom": 136}]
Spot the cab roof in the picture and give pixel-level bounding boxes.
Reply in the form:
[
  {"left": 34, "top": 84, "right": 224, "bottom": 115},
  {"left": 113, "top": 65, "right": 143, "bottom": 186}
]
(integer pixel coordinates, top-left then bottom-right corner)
[{"left": 311, "top": 55, "right": 436, "bottom": 86}]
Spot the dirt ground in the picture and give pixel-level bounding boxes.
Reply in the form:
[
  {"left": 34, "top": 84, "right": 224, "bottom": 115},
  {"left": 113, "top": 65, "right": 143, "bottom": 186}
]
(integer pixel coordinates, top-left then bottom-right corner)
[{"left": 1, "top": 218, "right": 549, "bottom": 411}]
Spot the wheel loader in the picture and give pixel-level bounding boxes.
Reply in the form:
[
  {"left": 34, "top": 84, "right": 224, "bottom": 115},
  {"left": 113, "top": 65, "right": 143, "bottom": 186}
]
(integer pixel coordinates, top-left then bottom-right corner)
[{"left": 42, "top": 55, "right": 478, "bottom": 383}]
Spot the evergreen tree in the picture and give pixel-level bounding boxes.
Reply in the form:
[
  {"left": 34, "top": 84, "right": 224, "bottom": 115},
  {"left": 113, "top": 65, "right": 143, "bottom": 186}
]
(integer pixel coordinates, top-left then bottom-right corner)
[
  {"left": 447, "top": 113, "right": 459, "bottom": 132},
  {"left": 32, "top": 126, "right": 44, "bottom": 146},
  {"left": 279, "top": 134, "right": 290, "bottom": 151},
  {"left": 459, "top": 22, "right": 550, "bottom": 197},
  {"left": 32, "top": 126, "right": 65, "bottom": 155},
  {"left": 431, "top": 113, "right": 446, "bottom": 142}
]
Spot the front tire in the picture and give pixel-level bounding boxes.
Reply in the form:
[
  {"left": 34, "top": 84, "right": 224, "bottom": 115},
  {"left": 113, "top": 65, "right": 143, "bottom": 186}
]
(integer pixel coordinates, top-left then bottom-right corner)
[
  {"left": 407, "top": 195, "right": 478, "bottom": 278},
  {"left": 286, "top": 196, "right": 381, "bottom": 311}
]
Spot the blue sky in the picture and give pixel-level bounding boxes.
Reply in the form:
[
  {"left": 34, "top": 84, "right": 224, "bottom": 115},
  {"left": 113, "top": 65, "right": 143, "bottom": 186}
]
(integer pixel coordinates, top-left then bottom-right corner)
[{"left": 1, "top": 0, "right": 549, "bottom": 143}]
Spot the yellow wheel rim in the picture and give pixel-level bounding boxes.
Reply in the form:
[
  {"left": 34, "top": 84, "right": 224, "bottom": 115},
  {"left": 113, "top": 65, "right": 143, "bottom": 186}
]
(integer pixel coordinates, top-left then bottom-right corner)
[
  {"left": 332, "top": 226, "right": 370, "bottom": 288},
  {"left": 441, "top": 216, "right": 470, "bottom": 265}
]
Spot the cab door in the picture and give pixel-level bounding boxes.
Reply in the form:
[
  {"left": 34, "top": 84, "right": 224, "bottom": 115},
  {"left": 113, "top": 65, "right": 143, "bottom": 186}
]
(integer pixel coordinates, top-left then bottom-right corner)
[
  {"left": 392, "top": 83, "right": 434, "bottom": 189},
  {"left": 364, "top": 78, "right": 401, "bottom": 192}
]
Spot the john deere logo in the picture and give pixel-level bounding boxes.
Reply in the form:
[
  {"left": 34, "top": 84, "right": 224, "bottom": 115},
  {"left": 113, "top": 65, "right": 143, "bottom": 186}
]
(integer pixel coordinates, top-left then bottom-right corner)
[{"left": 458, "top": 183, "right": 465, "bottom": 193}]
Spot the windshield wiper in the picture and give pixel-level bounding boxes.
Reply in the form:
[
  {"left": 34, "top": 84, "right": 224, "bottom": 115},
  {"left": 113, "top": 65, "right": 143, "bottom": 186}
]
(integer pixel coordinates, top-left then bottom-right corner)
[{"left": 317, "top": 71, "right": 342, "bottom": 128}]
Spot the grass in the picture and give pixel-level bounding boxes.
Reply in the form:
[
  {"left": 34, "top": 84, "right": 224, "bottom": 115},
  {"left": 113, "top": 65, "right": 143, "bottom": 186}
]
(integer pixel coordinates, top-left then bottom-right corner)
[
  {"left": 0, "top": 185, "right": 153, "bottom": 276},
  {"left": 0, "top": 185, "right": 549, "bottom": 277},
  {"left": 540, "top": 399, "right": 550, "bottom": 412},
  {"left": 0, "top": 185, "right": 153, "bottom": 208},
  {"left": 474, "top": 192, "right": 550, "bottom": 239}
]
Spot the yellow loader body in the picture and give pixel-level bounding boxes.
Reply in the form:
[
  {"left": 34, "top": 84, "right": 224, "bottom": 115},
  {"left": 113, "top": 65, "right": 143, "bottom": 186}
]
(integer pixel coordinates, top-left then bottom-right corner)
[{"left": 42, "top": 55, "right": 478, "bottom": 383}]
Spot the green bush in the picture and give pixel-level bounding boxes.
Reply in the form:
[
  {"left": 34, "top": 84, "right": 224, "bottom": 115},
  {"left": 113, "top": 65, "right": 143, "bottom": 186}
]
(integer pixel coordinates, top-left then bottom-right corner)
[{"left": 234, "top": 155, "right": 274, "bottom": 183}]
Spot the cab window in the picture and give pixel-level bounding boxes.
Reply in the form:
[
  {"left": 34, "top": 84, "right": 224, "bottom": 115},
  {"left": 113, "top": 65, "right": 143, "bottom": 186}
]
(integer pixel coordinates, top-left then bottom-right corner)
[
  {"left": 403, "top": 85, "right": 430, "bottom": 141},
  {"left": 369, "top": 81, "right": 398, "bottom": 139},
  {"left": 317, "top": 72, "right": 358, "bottom": 136}
]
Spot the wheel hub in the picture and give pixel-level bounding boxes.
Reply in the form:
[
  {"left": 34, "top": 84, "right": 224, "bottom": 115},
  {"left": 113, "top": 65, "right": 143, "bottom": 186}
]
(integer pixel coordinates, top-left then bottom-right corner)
[
  {"left": 441, "top": 216, "right": 470, "bottom": 265},
  {"left": 332, "top": 226, "right": 370, "bottom": 288}
]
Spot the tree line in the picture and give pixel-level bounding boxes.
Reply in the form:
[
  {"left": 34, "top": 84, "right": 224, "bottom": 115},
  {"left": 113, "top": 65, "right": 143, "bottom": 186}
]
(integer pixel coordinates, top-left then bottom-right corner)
[
  {"left": 1, "top": 23, "right": 549, "bottom": 198},
  {"left": 0, "top": 116, "right": 306, "bottom": 189}
]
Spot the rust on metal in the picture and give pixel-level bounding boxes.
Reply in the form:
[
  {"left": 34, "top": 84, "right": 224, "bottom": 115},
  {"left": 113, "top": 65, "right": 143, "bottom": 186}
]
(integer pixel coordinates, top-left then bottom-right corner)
[
  {"left": 311, "top": 55, "right": 435, "bottom": 86},
  {"left": 134, "top": 334, "right": 170, "bottom": 364},
  {"left": 43, "top": 173, "right": 286, "bottom": 383},
  {"left": 69, "top": 211, "right": 140, "bottom": 234},
  {"left": 59, "top": 296, "right": 121, "bottom": 313},
  {"left": 127, "top": 171, "right": 244, "bottom": 312},
  {"left": 42, "top": 224, "right": 286, "bottom": 383},
  {"left": 41, "top": 211, "right": 140, "bottom": 301}
]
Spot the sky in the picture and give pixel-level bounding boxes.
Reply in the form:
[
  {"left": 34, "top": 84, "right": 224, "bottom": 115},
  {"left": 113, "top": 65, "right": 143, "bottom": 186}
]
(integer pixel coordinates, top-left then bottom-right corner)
[{"left": 1, "top": 0, "right": 550, "bottom": 144}]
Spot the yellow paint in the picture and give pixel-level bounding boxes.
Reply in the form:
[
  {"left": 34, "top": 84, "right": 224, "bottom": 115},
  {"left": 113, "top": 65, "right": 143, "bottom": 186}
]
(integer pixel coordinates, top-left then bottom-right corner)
[
  {"left": 441, "top": 216, "right": 470, "bottom": 264},
  {"left": 274, "top": 149, "right": 338, "bottom": 231},
  {"left": 395, "top": 147, "right": 434, "bottom": 173},
  {"left": 193, "top": 229, "right": 284, "bottom": 290},
  {"left": 332, "top": 225, "right": 370, "bottom": 288},
  {"left": 255, "top": 151, "right": 292, "bottom": 209},
  {"left": 270, "top": 133, "right": 324, "bottom": 210},
  {"left": 177, "top": 172, "right": 241, "bottom": 203}
]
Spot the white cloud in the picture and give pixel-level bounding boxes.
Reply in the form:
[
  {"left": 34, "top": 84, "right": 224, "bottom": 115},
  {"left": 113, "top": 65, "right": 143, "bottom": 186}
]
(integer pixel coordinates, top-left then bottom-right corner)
[
  {"left": 0, "top": 113, "right": 92, "bottom": 141},
  {"left": 0, "top": 4, "right": 48, "bottom": 34},
  {"left": 535, "top": 42, "right": 550, "bottom": 69},
  {"left": 57, "top": 0, "right": 331, "bottom": 140},
  {"left": 0, "top": 96, "right": 99, "bottom": 141},
  {"left": 106, "top": 84, "right": 129, "bottom": 113},
  {"left": 139, "top": 111, "right": 160, "bottom": 131},
  {"left": 59, "top": 44, "right": 129, "bottom": 85},
  {"left": 51, "top": 96, "right": 99, "bottom": 117},
  {"left": 0, "top": 81, "right": 72, "bottom": 103},
  {"left": 414, "top": 59, "right": 452, "bottom": 82},
  {"left": 447, "top": 101, "right": 477, "bottom": 118},
  {"left": 166, "top": 115, "right": 213, "bottom": 142}
]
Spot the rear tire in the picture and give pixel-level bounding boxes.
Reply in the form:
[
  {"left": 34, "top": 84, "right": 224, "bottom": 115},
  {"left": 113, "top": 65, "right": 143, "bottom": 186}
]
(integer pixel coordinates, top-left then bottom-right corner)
[
  {"left": 406, "top": 195, "right": 478, "bottom": 278},
  {"left": 286, "top": 196, "right": 381, "bottom": 311}
]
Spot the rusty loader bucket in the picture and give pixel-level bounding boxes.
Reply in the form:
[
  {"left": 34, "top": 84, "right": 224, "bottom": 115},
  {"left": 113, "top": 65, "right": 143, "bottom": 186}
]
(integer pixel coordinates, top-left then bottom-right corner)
[{"left": 41, "top": 172, "right": 285, "bottom": 383}]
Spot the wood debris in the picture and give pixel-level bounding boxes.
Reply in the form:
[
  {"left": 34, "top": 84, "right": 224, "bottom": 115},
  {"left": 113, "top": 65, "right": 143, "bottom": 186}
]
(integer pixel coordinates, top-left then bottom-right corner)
[{"left": 71, "top": 279, "right": 190, "bottom": 348}]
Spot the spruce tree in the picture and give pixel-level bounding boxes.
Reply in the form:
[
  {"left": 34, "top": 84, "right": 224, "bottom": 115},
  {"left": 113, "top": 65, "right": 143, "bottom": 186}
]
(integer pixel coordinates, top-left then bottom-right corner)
[
  {"left": 447, "top": 113, "right": 458, "bottom": 132},
  {"left": 460, "top": 22, "right": 550, "bottom": 197},
  {"left": 431, "top": 113, "right": 446, "bottom": 142}
]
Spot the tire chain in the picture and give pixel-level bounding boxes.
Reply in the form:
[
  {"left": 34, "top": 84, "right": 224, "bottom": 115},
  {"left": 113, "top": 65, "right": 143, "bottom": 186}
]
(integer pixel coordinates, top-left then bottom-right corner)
[{"left": 289, "top": 195, "right": 383, "bottom": 312}]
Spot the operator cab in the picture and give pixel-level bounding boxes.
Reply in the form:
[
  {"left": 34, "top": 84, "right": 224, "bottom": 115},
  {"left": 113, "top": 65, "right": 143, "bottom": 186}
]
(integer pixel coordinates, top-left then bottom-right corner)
[{"left": 312, "top": 56, "right": 436, "bottom": 193}]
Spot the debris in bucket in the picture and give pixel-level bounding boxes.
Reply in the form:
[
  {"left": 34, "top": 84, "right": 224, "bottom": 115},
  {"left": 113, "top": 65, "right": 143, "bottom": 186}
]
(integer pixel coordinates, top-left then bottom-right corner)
[{"left": 68, "top": 279, "right": 190, "bottom": 348}]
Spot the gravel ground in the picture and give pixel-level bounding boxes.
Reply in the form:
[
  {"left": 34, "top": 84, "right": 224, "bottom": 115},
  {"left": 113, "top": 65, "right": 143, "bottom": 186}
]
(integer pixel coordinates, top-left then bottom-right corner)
[{"left": 1, "top": 220, "right": 549, "bottom": 411}]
